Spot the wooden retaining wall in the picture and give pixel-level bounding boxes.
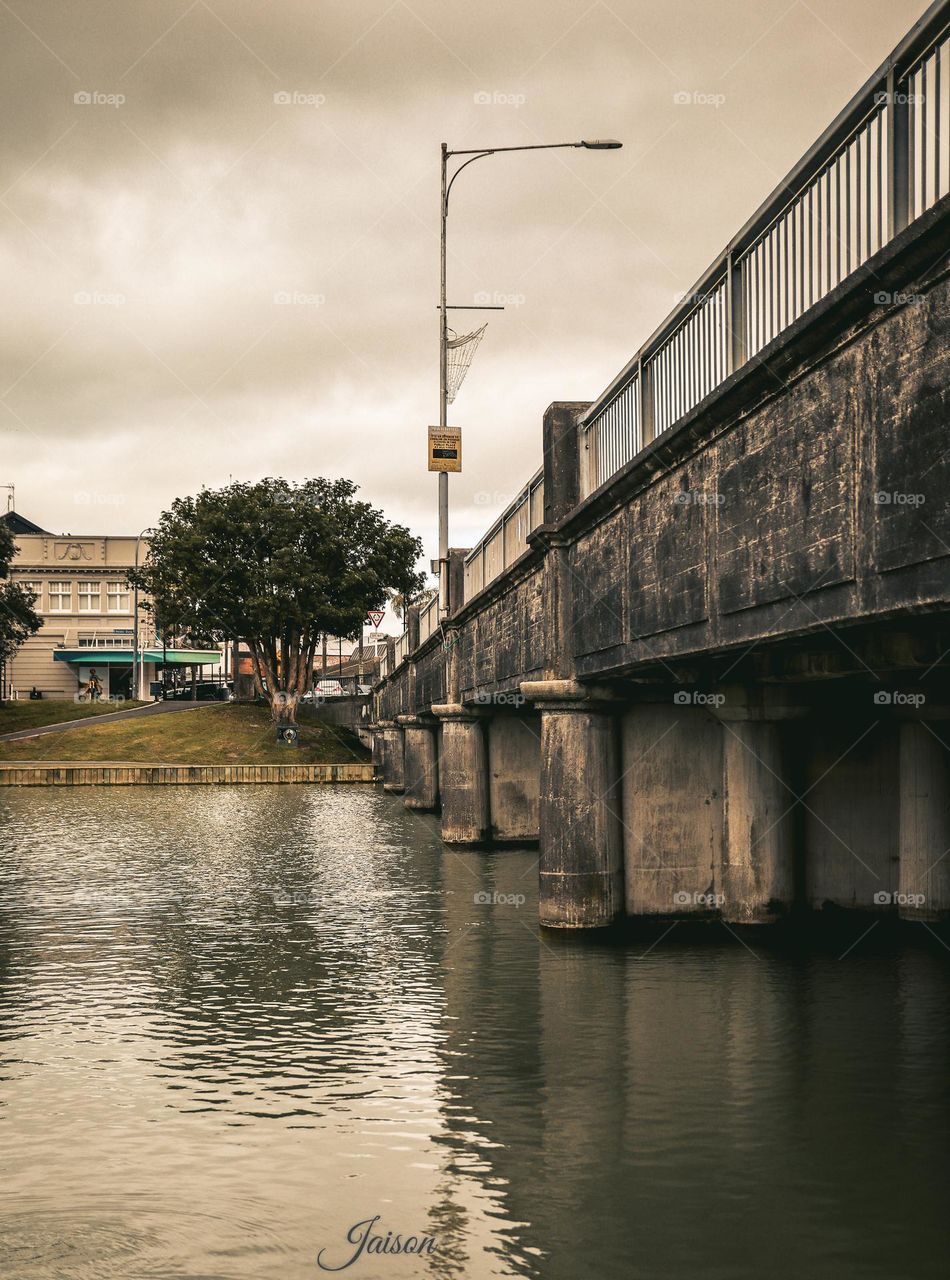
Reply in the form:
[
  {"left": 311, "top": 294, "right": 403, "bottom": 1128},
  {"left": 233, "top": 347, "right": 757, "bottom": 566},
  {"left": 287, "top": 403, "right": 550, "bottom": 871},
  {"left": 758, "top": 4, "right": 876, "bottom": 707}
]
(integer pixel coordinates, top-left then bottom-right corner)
[{"left": 0, "top": 762, "right": 376, "bottom": 786}]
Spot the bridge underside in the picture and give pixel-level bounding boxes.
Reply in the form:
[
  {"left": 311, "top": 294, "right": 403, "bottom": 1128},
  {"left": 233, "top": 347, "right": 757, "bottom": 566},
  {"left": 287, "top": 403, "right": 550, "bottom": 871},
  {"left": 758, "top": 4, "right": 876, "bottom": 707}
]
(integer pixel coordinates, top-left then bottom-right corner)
[{"left": 374, "top": 197, "right": 950, "bottom": 929}]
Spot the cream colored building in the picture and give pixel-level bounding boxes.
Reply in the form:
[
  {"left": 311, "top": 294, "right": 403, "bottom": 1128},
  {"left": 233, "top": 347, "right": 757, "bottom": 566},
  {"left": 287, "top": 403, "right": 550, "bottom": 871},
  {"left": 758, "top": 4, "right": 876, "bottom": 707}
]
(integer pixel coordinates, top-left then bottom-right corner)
[{"left": 3, "top": 513, "right": 221, "bottom": 701}]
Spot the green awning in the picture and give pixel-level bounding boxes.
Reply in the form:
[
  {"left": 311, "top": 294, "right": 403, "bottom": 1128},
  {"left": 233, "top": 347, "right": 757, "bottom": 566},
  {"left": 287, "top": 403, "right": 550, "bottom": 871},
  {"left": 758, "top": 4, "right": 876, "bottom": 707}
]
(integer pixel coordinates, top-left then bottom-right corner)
[{"left": 54, "top": 649, "right": 221, "bottom": 666}]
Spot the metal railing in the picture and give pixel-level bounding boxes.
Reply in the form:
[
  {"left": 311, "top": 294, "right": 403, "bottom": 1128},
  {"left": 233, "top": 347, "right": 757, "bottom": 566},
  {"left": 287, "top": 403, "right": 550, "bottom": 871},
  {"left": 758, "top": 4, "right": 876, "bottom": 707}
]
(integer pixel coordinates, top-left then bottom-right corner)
[
  {"left": 579, "top": 0, "right": 950, "bottom": 497},
  {"left": 463, "top": 468, "right": 544, "bottom": 602},
  {"left": 418, "top": 594, "right": 440, "bottom": 643}
]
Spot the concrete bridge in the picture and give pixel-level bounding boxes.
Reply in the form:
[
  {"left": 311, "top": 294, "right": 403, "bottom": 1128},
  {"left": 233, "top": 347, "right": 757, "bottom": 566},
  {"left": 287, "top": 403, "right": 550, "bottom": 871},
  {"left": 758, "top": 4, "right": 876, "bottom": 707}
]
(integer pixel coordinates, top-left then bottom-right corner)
[{"left": 372, "top": 3, "right": 950, "bottom": 929}]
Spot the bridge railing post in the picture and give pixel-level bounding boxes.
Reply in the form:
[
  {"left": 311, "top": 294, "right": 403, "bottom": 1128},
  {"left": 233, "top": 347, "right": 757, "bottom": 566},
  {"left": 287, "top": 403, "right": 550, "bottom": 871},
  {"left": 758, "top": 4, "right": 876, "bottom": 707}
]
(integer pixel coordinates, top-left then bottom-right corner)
[{"left": 886, "top": 65, "right": 911, "bottom": 241}]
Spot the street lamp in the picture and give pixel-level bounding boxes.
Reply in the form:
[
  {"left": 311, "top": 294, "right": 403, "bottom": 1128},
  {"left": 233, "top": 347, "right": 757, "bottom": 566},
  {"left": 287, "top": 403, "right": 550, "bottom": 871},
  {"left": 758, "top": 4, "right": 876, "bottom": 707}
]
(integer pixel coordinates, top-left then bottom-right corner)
[
  {"left": 132, "top": 526, "right": 156, "bottom": 702},
  {"left": 436, "top": 137, "right": 622, "bottom": 615}
]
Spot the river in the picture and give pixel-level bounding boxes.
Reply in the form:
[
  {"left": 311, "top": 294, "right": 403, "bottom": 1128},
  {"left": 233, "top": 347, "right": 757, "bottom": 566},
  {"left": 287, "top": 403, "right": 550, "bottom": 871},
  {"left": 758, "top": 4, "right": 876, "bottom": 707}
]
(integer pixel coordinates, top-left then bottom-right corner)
[{"left": 0, "top": 787, "right": 947, "bottom": 1279}]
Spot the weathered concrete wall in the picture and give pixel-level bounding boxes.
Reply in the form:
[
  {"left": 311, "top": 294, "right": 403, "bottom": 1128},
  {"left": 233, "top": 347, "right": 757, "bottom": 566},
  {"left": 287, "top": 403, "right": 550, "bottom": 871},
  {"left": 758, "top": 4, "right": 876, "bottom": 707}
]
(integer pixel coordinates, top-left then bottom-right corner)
[
  {"left": 621, "top": 703, "right": 722, "bottom": 916},
  {"left": 487, "top": 712, "right": 541, "bottom": 842},
  {"left": 565, "top": 206, "right": 950, "bottom": 680},
  {"left": 801, "top": 716, "right": 899, "bottom": 912}
]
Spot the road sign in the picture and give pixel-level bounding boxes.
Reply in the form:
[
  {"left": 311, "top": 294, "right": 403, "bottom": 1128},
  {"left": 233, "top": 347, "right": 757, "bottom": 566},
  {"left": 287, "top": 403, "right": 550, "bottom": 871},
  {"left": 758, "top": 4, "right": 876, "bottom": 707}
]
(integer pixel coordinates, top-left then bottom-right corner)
[
  {"left": 428, "top": 425, "right": 461, "bottom": 472},
  {"left": 367, "top": 610, "right": 385, "bottom": 628}
]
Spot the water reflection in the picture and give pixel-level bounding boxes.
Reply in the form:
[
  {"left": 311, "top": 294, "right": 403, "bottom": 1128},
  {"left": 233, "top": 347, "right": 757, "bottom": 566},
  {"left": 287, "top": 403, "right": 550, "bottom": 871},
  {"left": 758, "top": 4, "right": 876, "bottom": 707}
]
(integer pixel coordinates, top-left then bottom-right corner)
[{"left": 0, "top": 789, "right": 948, "bottom": 1279}]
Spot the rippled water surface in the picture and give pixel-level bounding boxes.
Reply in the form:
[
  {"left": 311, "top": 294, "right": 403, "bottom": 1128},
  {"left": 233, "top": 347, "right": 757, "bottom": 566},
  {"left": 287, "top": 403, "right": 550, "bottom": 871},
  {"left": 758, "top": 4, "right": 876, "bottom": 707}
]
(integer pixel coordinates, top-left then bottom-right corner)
[{"left": 1, "top": 786, "right": 948, "bottom": 1279}]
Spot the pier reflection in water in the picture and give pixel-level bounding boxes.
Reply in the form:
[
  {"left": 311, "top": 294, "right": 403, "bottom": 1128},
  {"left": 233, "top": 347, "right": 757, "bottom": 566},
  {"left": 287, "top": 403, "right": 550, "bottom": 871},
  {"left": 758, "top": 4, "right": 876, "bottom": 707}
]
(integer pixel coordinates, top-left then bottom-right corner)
[{"left": 0, "top": 787, "right": 947, "bottom": 1279}]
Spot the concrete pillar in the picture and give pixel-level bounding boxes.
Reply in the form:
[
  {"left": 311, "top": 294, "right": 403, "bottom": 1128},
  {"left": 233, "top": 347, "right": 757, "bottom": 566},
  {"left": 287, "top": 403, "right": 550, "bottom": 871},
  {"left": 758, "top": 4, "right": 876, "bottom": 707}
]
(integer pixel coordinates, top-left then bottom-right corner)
[
  {"left": 378, "top": 720, "right": 404, "bottom": 793},
  {"left": 899, "top": 722, "right": 950, "bottom": 919},
  {"left": 720, "top": 720, "right": 795, "bottom": 923},
  {"left": 522, "top": 680, "right": 623, "bottom": 929},
  {"left": 398, "top": 714, "right": 440, "bottom": 812},
  {"left": 432, "top": 704, "right": 489, "bottom": 844},
  {"left": 802, "top": 717, "right": 899, "bottom": 911},
  {"left": 487, "top": 713, "right": 541, "bottom": 842},
  {"left": 621, "top": 701, "right": 723, "bottom": 916}
]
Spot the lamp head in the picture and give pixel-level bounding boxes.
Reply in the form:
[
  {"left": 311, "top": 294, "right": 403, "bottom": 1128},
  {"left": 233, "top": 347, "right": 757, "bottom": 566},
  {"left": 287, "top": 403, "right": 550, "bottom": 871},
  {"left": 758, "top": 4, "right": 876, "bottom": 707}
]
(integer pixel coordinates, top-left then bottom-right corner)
[{"left": 579, "top": 139, "right": 623, "bottom": 149}]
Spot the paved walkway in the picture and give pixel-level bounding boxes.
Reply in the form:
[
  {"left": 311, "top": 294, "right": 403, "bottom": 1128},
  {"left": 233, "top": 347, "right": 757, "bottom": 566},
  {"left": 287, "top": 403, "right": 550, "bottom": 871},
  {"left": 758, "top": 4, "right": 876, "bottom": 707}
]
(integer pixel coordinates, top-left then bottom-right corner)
[{"left": 0, "top": 701, "right": 213, "bottom": 743}]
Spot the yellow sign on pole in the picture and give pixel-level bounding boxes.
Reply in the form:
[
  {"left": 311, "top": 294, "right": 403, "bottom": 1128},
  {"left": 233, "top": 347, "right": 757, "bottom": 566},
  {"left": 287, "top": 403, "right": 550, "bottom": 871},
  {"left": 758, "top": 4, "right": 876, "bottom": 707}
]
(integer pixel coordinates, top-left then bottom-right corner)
[{"left": 428, "top": 426, "right": 461, "bottom": 473}]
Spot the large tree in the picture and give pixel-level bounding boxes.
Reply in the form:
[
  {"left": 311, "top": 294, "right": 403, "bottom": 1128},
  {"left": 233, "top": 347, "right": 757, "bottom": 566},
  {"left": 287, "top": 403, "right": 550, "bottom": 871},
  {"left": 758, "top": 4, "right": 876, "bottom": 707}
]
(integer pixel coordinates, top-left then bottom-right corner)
[
  {"left": 0, "top": 521, "right": 42, "bottom": 696},
  {"left": 129, "top": 478, "right": 423, "bottom": 724}
]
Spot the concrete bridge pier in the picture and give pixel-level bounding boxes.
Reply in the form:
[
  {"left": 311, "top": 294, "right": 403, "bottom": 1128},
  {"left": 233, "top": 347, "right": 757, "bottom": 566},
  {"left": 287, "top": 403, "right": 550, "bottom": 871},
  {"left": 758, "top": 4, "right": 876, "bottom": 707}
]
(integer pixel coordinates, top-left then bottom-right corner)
[
  {"left": 716, "top": 691, "right": 802, "bottom": 924},
  {"left": 431, "top": 704, "right": 489, "bottom": 843},
  {"left": 898, "top": 721, "right": 950, "bottom": 920},
  {"left": 377, "top": 720, "right": 405, "bottom": 793},
  {"left": 620, "top": 700, "right": 723, "bottom": 917},
  {"left": 522, "top": 680, "right": 623, "bottom": 929},
  {"left": 397, "top": 714, "right": 440, "bottom": 812},
  {"left": 487, "top": 712, "right": 541, "bottom": 843}
]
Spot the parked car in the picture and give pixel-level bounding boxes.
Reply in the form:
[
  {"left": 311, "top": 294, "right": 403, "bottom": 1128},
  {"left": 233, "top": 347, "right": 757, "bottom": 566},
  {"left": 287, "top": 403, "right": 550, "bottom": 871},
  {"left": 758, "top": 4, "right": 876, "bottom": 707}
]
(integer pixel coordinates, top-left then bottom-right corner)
[{"left": 168, "top": 682, "right": 231, "bottom": 702}]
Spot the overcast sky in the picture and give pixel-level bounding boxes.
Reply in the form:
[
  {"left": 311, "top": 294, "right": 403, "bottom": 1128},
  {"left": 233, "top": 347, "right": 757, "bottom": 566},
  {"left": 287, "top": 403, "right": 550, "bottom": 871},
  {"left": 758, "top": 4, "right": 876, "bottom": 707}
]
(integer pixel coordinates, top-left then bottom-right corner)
[{"left": 0, "top": 0, "right": 929, "bottom": 571}]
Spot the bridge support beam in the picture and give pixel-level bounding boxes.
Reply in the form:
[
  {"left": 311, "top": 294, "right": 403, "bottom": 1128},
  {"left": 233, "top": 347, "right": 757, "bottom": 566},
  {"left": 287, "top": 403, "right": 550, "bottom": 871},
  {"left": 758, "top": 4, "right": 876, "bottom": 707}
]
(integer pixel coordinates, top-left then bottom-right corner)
[
  {"left": 398, "top": 715, "right": 440, "bottom": 812},
  {"left": 377, "top": 721, "right": 405, "bottom": 793},
  {"left": 898, "top": 721, "right": 950, "bottom": 920},
  {"left": 621, "top": 701, "right": 723, "bottom": 916},
  {"left": 432, "top": 705, "right": 489, "bottom": 844},
  {"left": 522, "top": 680, "right": 623, "bottom": 929},
  {"left": 488, "top": 712, "right": 541, "bottom": 843},
  {"left": 717, "top": 698, "right": 798, "bottom": 924}
]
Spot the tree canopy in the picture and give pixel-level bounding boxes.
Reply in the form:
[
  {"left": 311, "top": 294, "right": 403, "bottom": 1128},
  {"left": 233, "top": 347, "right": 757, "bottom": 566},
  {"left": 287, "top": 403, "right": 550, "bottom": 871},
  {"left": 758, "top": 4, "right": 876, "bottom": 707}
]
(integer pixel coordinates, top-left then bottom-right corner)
[
  {"left": 0, "top": 521, "right": 42, "bottom": 684},
  {"left": 129, "top": 477, "right": 424, "bottom": 722}
]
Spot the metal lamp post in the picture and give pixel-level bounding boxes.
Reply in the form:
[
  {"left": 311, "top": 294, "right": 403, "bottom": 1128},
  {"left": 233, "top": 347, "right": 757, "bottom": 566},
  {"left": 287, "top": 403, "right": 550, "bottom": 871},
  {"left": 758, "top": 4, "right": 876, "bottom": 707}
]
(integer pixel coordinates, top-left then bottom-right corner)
[
  {"left": 132, "top": 526, "right": 156, "bottom": 702},
  {"left": 437, "top": 138, "right": 622, "bottom": 615}
]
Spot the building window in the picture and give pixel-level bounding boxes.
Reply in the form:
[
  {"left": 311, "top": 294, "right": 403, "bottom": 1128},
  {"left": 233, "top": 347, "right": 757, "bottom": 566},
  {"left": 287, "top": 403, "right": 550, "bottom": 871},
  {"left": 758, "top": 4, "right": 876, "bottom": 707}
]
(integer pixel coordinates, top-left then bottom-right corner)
[
  {"left": 48, "top": 581, "right": 72, "bottom": 612},
  {"left": 77, "top": 581, "right": 101, "bottom": 614},
  {"left": 106, "top": 581, "right": 131, "bottom": 613},
  {"left": 20, "top": 581, "right": 41, "bottom": 609}
]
